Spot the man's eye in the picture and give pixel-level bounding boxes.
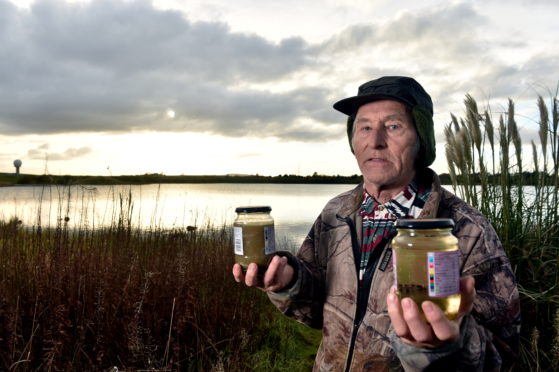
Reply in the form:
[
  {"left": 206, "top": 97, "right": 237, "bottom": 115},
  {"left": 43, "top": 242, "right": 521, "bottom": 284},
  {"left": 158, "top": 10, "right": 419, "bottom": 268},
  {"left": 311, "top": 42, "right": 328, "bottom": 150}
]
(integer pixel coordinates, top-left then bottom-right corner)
[{"left": 387, "top": 123, "right": 401, "bottom": 130}]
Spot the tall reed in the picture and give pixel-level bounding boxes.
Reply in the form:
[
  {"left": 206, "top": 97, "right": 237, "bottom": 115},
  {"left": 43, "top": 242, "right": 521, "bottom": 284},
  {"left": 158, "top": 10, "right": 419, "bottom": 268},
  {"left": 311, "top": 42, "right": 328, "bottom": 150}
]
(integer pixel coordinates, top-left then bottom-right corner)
[{"left": 445, "top": 92, "right": 559, "bottom": 371}]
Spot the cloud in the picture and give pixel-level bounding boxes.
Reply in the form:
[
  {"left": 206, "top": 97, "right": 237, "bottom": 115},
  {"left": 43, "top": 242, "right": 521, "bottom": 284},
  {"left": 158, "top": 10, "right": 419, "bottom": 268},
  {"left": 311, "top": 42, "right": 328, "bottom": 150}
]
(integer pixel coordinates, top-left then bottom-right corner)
[
  {"left": 15, "top": 0, "right": 311, "bottom": 82},
  {"left": 0, "top": 0, "right": 557, "bottom": 146},
  {"left": 323, "top": 2, "right": 558, "bottom": 116},
  {"left": 321, "top": 2, "right": 487, "bottom": 63},
  {"left": 483, "top": 0, "right": 559, "bottom": 6},
  {"left": 168, "top": 84, "right": 341, "bottom": 140},
  {"left": 442, "top": 52, "right": 559, "bottom": 108},
  {"left": 0, "top": 0, "right": 332, "bottom": 139},
  {"left": 26, "top": 144, "right": 92, "bottom": 161}
]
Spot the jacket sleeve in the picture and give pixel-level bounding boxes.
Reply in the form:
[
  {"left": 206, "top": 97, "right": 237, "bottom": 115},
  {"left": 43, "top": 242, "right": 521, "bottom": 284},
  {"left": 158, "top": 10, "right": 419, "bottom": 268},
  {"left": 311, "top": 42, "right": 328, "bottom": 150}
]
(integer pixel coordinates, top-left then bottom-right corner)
[
  {"left": 267, "top": 213, "right": 328, "bottom": 329},
  {"left": 390, "top": 214, "right": 521, "bottom": 371}
]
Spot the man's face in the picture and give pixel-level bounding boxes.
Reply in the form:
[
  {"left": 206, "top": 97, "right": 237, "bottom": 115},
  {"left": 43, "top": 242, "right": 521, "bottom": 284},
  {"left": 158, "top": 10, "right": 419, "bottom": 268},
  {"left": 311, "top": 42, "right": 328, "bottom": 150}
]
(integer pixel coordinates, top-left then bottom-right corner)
[{"left": 352, "top": 100, "right": 419, "bottom": 198}]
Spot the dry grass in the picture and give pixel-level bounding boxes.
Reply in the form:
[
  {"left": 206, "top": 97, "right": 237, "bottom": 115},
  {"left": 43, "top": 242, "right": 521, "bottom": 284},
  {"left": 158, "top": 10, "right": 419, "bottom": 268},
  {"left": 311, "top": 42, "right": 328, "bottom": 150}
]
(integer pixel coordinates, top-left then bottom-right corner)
[
  {"left": 0, "top": 182, "right": 321, "bottom": 372},
  {"left": 0, "top": 213, "right": 273, "bottom": 371}
]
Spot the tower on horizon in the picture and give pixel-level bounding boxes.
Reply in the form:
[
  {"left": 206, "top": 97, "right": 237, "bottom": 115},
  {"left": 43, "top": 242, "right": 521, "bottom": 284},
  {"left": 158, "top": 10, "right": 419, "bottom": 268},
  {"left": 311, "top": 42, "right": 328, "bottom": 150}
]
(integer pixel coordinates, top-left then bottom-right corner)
[{"left": 13, "top": 159, "right": 22, "bottom": 175}]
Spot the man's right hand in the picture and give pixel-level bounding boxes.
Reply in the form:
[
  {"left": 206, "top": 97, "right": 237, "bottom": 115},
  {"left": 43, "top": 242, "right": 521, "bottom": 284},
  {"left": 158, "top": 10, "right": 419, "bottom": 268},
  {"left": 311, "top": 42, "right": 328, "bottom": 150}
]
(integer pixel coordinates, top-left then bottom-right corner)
[{"left": 232, "top": 255, "right": 294, "bottom": 292}]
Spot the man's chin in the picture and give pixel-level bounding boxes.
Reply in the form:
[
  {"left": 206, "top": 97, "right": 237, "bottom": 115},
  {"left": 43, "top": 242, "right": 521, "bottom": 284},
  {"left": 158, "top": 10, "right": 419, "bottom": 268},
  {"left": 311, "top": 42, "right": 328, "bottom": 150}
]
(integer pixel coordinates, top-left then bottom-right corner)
[
  {"left": 363, "top": 176, "right": 394, "bottom": 189},
  {"left": 362, "top": 175, "right": 413, "bottom": 196},
  {"left": 360, "top": 162, "right": 393, "bottom": 175}
]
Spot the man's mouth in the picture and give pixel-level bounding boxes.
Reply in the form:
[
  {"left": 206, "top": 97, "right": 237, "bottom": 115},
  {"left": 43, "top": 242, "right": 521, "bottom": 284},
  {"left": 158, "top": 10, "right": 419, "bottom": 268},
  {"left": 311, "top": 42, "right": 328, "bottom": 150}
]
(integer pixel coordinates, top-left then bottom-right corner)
[{"left": 366, "top": 157, "right": 387, "bottom": 163}]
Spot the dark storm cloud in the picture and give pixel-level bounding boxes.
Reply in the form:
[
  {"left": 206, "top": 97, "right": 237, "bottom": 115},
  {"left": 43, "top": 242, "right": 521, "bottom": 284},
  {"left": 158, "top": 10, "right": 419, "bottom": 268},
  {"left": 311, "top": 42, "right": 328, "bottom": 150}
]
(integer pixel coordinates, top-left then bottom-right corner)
[
  {"left": 25, "top": 0, "right": 309, "bottom": 81},
  {"left": 0, "top": 0, "right": 340, "bottom": 141},
  {"left": 167, "top": 83, "right": 339, "bottom": 140}
]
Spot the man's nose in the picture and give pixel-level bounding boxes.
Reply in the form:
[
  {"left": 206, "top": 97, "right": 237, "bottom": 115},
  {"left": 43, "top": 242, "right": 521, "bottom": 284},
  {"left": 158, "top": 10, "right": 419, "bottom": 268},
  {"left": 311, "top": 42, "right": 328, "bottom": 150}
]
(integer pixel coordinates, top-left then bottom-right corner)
[{"left": 368, "top": 129, "right": 387, "bottom": 148}]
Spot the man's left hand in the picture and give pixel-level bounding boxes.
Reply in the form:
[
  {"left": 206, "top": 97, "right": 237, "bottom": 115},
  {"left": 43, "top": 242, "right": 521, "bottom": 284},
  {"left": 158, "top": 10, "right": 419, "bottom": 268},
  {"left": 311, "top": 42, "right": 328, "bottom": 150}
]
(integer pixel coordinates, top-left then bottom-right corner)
[{"left": 387, "top": 276, "right": 475, "bottom": 348}]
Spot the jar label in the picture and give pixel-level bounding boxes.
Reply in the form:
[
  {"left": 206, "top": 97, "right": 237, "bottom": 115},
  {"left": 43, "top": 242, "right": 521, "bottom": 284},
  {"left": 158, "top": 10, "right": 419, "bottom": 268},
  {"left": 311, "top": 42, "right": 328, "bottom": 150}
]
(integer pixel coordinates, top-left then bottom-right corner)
[
  {"left": 427, "top": 251, "right": 460, "bottom": 297},
  {"left": 264, "top": 226, "right": 276, "bottom": 254},
  {"left": 233, "top": 226, "right": 243, "bottom": 255}
]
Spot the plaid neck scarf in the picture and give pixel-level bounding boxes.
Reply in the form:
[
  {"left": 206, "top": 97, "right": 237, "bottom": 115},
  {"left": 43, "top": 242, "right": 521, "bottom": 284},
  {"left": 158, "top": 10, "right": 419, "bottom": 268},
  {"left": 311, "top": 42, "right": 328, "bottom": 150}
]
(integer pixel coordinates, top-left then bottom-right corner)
[{"left": 357, "top": 179, "right": 430, "bottom": 283}]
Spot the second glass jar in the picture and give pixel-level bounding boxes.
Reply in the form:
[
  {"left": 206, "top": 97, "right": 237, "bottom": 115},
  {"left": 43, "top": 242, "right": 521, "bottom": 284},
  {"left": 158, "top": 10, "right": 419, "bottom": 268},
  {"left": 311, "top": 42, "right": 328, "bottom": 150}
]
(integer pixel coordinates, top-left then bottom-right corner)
[{"left": 392, "top": 218, "right": 461, "bottom": 320}]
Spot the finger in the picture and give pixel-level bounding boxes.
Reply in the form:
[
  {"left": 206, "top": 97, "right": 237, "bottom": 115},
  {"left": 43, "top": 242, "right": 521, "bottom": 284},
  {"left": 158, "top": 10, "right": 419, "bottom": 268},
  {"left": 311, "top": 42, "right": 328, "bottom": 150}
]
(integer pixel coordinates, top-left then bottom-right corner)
[
  {"left": 232, "top": 264, "right": 245, "bottom": 283},
  {"left": 266, "top": 256, "right": 295, "bottom": 292},
  {"left": 402, "top": 298, "right": 434, "bottom": 343},
  {"left": 244, "top": 263, "right": 262, "bottom": 287},
  {"left": 422, "top": 301, "right": 459, "bottom": 342},
  {"left": 387, "top": 291, "right": 410, "bottom": 338},
  {"left": 263, "top": 256, "right": 282, "bottom": 285},
  {"left": 263, "top": 256, "right": 284, "bottom": 289}
]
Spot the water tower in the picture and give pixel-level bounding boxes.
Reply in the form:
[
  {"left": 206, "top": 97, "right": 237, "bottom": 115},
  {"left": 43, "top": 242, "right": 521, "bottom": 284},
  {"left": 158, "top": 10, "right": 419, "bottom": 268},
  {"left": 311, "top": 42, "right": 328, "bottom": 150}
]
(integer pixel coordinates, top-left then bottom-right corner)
[{"left": 13, "top": 159, "right": 22, "bottom": 175}]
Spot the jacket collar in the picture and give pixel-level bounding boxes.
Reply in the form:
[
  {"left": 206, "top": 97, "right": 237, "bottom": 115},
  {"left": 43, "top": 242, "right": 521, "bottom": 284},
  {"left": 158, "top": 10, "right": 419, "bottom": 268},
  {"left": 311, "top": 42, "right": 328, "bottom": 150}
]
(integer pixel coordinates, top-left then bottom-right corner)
[
  {"left": 338, "top": 168, "right": 442, "bottom": 219},
  {"left": 417, "top": 168, "right": 442, "bottom": 217},
  {"left": 337, "top": 182, "right": 365, "bottom": 219}
]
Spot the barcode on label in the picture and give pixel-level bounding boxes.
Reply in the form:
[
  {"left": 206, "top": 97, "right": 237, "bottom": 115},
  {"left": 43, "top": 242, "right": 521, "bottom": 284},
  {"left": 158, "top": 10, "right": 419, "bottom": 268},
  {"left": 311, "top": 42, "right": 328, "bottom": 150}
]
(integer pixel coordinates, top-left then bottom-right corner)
[{"left": 234, "top": 227, "right": 243, "bottom": 255}]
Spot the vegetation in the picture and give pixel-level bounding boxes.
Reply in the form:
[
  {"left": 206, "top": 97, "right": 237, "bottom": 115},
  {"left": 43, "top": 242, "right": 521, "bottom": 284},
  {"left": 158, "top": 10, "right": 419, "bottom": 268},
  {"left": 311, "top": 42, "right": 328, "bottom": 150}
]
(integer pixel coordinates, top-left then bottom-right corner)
[
  {"left": 445, "top": 92, "right": 559, "bottom": 371},
  {"left": 0, "top": 199, "right": 320, "bottom": 371}
]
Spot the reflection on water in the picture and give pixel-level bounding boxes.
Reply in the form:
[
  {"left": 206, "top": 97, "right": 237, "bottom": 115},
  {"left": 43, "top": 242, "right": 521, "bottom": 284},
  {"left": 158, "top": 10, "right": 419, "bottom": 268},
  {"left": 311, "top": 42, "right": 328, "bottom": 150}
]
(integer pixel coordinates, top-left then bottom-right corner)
[{"left": 0, "top": 183, "right": 356, "bottom": 247}]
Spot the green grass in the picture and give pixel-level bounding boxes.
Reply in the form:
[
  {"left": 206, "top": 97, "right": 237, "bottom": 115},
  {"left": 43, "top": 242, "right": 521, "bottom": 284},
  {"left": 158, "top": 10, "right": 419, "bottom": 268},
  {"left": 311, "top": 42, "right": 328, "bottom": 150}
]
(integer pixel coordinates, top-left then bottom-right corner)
[{"left": 245, "top": 309, "right": 321, "bottom": 372}]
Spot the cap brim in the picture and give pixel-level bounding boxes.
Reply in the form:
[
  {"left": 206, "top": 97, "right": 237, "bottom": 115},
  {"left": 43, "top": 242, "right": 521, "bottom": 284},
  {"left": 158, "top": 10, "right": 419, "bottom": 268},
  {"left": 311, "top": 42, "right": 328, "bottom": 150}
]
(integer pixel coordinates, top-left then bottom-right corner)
[{"left": 333, "top": 94, "right": 414, "bottom": 116}]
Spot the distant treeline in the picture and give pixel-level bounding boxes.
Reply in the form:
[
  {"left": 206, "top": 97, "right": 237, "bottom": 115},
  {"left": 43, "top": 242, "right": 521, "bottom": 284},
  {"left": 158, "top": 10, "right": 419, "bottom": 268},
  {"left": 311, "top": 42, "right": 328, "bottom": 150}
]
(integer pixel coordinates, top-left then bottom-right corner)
[
  {"left": 1, "top": 171, "right": 556, "bottom": 186},
  {"left": 0, "top": 172, "right": 364, "bottom": 185},
  {"left": 445, "top": 171, "right": 559, "bottom": 186}
]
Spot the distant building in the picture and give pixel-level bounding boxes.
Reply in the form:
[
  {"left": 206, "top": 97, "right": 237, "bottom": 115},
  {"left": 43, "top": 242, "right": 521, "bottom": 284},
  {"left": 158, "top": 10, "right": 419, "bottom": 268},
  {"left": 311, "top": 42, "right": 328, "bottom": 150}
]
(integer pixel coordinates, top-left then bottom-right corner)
[{"left": 13, "top": 159, "right": 22, "bottom": 175}]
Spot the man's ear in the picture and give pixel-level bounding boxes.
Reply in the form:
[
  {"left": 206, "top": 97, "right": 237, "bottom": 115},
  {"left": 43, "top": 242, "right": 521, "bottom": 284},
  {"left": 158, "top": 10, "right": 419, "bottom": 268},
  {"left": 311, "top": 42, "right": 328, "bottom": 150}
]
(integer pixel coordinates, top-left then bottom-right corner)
[{"left": 347, "top": 115, "right": 355, "bottom": 154}]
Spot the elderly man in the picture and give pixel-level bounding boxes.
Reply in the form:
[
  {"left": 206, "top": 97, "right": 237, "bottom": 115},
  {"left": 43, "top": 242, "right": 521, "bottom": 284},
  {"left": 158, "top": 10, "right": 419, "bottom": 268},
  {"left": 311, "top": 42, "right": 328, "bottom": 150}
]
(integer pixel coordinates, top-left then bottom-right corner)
[{"left": 233, "top": 76, "right": 520, "bottom": 371}]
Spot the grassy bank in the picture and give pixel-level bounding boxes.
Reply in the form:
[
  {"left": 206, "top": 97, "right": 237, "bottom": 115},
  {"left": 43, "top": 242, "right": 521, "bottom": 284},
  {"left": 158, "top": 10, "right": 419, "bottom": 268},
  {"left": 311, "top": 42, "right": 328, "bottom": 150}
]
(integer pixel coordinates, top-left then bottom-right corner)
[{"left": 0, "top": 215, "right": 320, "bottom": 371}]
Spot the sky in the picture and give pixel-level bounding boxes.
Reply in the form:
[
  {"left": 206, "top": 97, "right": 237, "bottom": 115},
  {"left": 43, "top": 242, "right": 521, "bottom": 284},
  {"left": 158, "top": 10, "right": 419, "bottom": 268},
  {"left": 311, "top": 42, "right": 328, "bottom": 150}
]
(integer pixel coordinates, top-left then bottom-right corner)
[{"left": 1, "top": 0, "right": 558, "bottom": 177}]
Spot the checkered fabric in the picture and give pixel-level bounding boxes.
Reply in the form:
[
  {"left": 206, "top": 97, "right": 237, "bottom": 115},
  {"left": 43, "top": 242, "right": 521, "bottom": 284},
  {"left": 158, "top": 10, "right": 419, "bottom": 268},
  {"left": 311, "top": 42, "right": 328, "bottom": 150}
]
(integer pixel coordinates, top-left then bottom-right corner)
[{"left": 357, "top": 180, "right": 431, "bottom": 282}]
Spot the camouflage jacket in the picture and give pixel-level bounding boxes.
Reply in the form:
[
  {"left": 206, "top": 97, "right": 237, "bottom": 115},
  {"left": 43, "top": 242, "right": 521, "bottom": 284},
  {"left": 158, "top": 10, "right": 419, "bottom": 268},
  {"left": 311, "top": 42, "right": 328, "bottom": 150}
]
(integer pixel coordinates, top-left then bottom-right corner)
[{"left": 269, "top": 169, "right": 520, "bottom": 371}]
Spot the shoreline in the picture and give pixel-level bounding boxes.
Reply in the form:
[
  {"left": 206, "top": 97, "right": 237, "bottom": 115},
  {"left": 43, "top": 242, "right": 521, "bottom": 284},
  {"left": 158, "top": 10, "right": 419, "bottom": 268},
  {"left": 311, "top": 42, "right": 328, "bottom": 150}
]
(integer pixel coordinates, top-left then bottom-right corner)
[
  {"left": 0, "top": 173, "right": 366, "bottom": 186},
  {"left": 1, "top": 172, "right": 551, "bottom": 186}
]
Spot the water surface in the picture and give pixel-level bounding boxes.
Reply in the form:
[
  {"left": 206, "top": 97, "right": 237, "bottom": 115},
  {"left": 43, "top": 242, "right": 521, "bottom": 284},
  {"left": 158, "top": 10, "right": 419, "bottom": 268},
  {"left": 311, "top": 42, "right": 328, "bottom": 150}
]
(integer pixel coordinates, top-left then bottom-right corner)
[{"left": 0, "top": 183, "right": 357, "bottom": 246}]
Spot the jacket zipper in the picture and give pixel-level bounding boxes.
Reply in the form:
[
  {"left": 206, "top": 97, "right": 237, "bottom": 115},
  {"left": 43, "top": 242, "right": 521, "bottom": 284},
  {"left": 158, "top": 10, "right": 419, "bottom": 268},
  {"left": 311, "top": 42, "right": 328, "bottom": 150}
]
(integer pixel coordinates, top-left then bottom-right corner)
[{"left": 337, "top": 214, "right": 393, "bottom": 372}]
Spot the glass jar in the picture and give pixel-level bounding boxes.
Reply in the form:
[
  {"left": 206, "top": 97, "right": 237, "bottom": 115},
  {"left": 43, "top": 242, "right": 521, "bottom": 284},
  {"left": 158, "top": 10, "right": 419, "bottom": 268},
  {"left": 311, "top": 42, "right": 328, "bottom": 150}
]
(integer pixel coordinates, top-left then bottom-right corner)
[
  {"left": 233, "top": 206, "right": 276, "bottom": 273},
  {"left": 392, "top": 218, "right": 461, "bottom": 320}
]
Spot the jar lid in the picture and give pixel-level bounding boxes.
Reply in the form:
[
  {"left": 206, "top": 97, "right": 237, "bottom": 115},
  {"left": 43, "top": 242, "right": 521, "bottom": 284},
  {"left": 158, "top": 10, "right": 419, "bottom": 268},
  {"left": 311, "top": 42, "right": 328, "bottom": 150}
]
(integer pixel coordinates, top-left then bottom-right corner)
[
  {"left": 235, "top": 206, "right": 272, "bottom": 213},
  {"left": 394, "top": 218, "right": 454, "bottom": 229}
]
